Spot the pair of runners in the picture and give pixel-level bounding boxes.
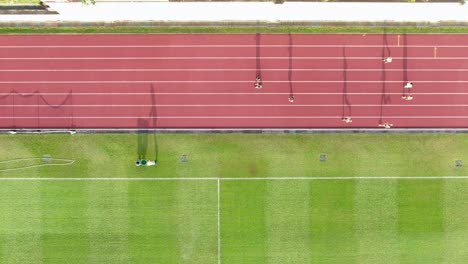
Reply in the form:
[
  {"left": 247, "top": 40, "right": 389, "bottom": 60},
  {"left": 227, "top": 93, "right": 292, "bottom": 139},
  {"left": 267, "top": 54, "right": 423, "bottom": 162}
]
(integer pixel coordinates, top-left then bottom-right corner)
[
  {"left": 255, "top": 75, "right": 295, "bottom": 102},
  {"left": 384, "top": 57, "right": 415, "bottom": 100},
  {"left": 403, "top": 82, "right": 414, "bottom": 100},
  {"left": 342, "top": 118, "right": 393, "bottom": 129},
  {"left": 342, "top": 118, "right": 393, "bottom": 128},
  {"left": 254, "top": 75, "right": 263, "bottom": 89}
]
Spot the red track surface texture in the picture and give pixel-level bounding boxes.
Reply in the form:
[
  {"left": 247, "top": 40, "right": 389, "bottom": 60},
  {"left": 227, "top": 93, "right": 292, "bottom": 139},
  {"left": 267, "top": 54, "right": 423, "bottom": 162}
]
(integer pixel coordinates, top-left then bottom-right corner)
[{"left": 1, "top": 33, "right": 468, "bottom": 128}]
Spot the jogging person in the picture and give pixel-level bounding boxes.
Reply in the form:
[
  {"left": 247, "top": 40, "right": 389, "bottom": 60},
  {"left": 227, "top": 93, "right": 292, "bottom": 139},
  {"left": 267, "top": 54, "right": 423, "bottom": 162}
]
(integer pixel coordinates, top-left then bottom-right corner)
[
  {"left": 379, "top": 123, "right": 393, "bottom": 129},
  {"left": 342, "top": 117, "right": 352, "bottom": 123},
  {"left": 383, "top": 57, "right": 393, "bottom": 64},
  {"left": 404, "top": 82, "right": 413, "bottom": 89}
]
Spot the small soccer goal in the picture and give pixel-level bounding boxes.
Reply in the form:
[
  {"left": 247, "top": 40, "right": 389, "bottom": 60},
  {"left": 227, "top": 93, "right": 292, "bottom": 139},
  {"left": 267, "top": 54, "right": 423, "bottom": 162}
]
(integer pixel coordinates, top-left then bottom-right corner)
[
  {"left": 180, "top": 154, "right": 189, "bottom": 162},
  {"left": 320, "top": 154, "right": 327, "bottom": 162}
]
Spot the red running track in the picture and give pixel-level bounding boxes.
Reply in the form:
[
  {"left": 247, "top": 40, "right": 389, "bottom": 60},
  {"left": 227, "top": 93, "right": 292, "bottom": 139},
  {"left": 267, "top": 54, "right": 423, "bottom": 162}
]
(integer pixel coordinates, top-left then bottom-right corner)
[{"left": 1, "top": 33, "right": 468, "bottom": 128}]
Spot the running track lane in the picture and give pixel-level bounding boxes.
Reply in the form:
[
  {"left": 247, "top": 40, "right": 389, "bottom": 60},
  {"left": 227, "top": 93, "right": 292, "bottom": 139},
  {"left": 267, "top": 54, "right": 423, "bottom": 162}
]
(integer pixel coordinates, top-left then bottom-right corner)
[{"left": 1, "top": 33, "right": 468, "bottom": 128}]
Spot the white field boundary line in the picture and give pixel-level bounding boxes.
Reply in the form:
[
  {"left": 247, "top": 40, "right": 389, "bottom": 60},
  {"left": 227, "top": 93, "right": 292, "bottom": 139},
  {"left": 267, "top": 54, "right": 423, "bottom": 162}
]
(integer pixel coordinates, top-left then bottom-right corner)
[
  {"left": 1, "top": 116, "right": 468, "bottom": 119},
  {"left": 2, "top": 81, "right": 468, "bottom": 84},
  {"left": 3, "top": 68, "right": 468, "bottom": 72},
  {"left": 1, "top": 57, "right": 468, "bottom": 60},
  {"left": 0, "top": 158, "right": 75, "bottom": 172},
  {"left": 0, "top": 176, "right": 467, "bottom": 180},
  {"left": 3, "top": 104, "right": 468, "bottom": 107},
  {"left": 1, "top": 92, "right": 467, "bottom": 95},
  {"left": 0, "top": 45, "right": 466, "bottom": 48},
  {"left": 217, "top": 178, "right": 221, "bottom": 264}
]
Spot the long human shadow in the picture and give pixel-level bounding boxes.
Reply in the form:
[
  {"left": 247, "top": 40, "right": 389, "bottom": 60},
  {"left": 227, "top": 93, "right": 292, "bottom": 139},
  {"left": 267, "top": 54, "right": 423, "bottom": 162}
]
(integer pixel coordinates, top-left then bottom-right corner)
[
  {"left": 402, "top": 31, "right": 408, "bottom": 95},
  {"left": 288, "top": 33, "right": 294, "bottom": 98},
  {"left": 149, "top": 84, "right": 159, "bottom": 161},
  {"left": 379, "top": 27, "right": 392, "bottom": 124},
  {"left": 256, "top": 33, "right": 262, "bottom": 78},
  {"left": 341, "top": 46, "right": 352, "bottom": 119},
  {"left": 137, "top": 84, "right": 159, "bottom": 161},
  {"left": 136, "top": 84, "right": 159, "bottom": 161},
  {"left": 137, "top": 117, "right": 149, "bottom": 160}
]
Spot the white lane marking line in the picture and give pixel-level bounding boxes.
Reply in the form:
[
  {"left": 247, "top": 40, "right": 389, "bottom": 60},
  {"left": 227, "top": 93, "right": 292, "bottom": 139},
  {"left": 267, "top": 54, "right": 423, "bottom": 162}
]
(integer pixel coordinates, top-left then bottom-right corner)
[
  {"left": 2, "top": 68, "right": 468, "bottom": 72},
  {"left": 1, "top": 116, "right": 468, "bottom": 119},
  {"left": 1, "top": 80, "right": 468, "bottom": 84},
  {"left": 1, "top": 57, "right": 468, "bottom": 60},
  {"left": 0, "top": 92, "right": 467, "bottom": 95},
  {"left": 0, "top": 158, "right": 75, "bottom": 172},
  {"left": 1, "top": 104, "right": 468, "bottom": 107},
  {"left": 0, "top": 176, "right": 467, "bottom": 180},
  {"left": 1, "top": 45, "right": 468, "bottom": 48}
]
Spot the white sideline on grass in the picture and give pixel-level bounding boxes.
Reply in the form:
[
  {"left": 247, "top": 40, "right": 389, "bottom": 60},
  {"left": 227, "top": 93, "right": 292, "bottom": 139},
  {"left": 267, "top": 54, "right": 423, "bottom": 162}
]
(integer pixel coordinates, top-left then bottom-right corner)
[
  {"left": 0, "top": 176, "right": 467, "bottom": 180},
  {"left": 0, "top": 158, "right": 75, "bottom": 172}
]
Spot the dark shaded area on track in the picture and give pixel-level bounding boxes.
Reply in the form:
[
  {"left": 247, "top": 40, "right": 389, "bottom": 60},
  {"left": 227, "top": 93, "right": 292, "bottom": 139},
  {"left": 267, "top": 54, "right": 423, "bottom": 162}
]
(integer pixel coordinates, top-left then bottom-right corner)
[
  {"left": 3, "top": 90, "right": 74, "bottom": 128},
  {"left": 378, "top": 29, "right": 392, "bottom": 125},
  {"left": 256, "top": 32, "right": 262, "bottom": 80},
  {"left": 402, "top": 32, "right": 409, "bottom": 95},
  {"left": 341, "top": 46, "right": 351, "bottom": 120},
  {"left": 288, "top": 33, "right": 294, "bottom": 98}
]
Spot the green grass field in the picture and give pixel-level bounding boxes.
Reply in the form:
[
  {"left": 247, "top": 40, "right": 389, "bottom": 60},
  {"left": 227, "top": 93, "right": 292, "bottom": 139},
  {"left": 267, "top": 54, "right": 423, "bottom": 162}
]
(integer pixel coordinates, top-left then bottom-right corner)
[
  {"left": 4, "top": 26, "right": 468, "bottom": 34},
  {"left": 0, "top": 134, "right": 467, "bottom": 263}
]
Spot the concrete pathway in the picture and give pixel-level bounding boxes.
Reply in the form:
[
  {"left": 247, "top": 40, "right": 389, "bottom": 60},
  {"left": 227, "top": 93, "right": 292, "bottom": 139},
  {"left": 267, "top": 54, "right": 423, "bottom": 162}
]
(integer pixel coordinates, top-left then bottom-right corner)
[{"left": 0, "top": 1, "right": 467, "bottom": 24}]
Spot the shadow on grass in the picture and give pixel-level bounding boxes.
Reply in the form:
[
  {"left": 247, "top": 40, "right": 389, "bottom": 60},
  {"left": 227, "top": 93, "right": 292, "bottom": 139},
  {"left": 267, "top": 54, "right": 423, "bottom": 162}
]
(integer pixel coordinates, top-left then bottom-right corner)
[{"left": 136, "top": 84, "right": 159, "bottom": 161}]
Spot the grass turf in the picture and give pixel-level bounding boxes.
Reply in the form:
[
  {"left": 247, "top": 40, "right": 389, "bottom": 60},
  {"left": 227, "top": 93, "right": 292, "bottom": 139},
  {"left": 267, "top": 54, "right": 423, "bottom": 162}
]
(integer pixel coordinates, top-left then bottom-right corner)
[
  {"left": 0, "top": 134, "right": 468, "bottom": 263},
  {"left": 3, "top": 26, "right": 468, "bottom": 34},
  {"left": 0, "top": 134, "right": 467, "bottom": 177}
]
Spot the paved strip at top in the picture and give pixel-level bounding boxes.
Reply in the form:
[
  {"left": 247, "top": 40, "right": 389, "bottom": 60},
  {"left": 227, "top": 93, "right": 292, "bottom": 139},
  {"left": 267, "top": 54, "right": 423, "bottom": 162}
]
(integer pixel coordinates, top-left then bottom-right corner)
[{"left": 2, "top": 2, "right": 468, "bottom": 23}]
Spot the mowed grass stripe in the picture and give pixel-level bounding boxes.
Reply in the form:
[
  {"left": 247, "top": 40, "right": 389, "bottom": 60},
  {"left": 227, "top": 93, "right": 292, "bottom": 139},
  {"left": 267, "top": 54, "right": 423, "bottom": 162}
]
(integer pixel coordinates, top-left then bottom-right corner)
[
  {"left": 355, "top": 180, "right": 399, "bottom": 264},
  {"left": 443, "top": 180, "right": 468, "bottom": 263},
  {"left": 0, "top": 181, "right": 42, "bottom": 264},
  {"left": 128, "top": 181, "right": 179, "bottom": 263},
  {"left": 175, "top": 180, "right": 218, "bottom": 263},
  {"left": 40, "top": 181, "right": 88, "bottom": 263},
  {"left": 266, "top": 181, "right": 311, "bottom": 264},
  {"left": 398, "top": 180, "right": 445, "bottom": 263},
  {"left": 128, "top": 181, "right": 216, "bottom": 263},
  {"left": 87, "top": 181, "right": 129, "bottom": 263},
  {"left": 309, "top": 180, "right": 357, "bottom": 263},
  {"left": 221, "top": 181, "right": 267, "bottom": 264}
]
